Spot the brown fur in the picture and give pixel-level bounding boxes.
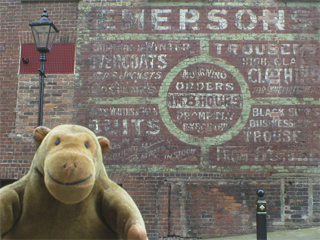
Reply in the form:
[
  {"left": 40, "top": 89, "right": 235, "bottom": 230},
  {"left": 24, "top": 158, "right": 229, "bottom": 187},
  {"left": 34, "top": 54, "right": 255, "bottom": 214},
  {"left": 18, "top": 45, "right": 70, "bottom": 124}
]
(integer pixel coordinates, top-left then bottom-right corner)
[{"left": 0, "top": 125, "right": 148, "bottom": 240}]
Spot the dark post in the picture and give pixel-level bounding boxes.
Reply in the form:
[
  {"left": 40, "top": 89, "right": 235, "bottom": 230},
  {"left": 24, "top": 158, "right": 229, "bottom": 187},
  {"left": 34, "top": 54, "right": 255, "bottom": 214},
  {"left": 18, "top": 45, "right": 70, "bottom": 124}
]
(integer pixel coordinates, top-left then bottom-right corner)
[
  {"left": 29, "top": 8, "right": 59, "bottom": 126},
  {"left": 256, "top": 189, "right": 267, "bottom": 240},
  {"left": 37, "top": 53, "right": 46, "bottom": 126}
]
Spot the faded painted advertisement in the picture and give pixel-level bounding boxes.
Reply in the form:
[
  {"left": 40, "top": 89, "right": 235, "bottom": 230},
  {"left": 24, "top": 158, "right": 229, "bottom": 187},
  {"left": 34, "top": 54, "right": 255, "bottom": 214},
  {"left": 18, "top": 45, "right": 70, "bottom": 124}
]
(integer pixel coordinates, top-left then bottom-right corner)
[{"left": 75, "top": 4, "right": 319, "bottom": 166}]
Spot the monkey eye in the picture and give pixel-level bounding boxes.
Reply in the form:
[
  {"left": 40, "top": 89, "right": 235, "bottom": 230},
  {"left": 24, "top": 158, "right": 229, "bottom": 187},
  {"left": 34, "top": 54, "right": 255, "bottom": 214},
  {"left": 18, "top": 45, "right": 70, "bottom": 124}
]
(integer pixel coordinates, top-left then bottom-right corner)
[
  {"left": 55, "top": 138, "right": 61, "bottom": 145},
  {"left": 84, "top": 142, "right": 90, "bottom": 149}
]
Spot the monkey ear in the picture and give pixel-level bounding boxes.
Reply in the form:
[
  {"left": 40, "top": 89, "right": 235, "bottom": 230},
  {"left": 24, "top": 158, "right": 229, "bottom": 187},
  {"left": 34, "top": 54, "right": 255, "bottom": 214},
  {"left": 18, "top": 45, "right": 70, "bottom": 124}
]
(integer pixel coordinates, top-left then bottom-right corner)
[
  {"left": 97, "top": 136, "right": 111, "bottom": 155},
  {"left": 33, "top": 126, "right": 51, "bottom": 145}
]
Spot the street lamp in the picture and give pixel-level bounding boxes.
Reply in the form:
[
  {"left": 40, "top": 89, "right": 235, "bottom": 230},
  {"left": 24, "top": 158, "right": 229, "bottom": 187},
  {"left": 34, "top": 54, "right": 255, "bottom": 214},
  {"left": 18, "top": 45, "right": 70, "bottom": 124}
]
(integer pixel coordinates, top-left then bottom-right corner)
[{"left": 29, "top": 9, "right": 59, "bottom": 126}]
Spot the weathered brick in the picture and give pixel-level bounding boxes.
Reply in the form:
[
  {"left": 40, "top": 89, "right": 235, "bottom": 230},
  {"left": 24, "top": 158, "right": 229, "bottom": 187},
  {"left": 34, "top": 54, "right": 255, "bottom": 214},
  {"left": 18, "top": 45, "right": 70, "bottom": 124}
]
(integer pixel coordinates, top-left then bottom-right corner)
[{"left": 1, "top": 0, "right": 319, "bottom": 239}]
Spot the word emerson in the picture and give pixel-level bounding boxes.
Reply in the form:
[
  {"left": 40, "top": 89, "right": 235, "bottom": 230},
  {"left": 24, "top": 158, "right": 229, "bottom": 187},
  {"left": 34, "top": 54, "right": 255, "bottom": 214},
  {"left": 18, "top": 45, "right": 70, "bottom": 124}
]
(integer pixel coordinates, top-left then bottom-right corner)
[{"left": 95, "top": 8, "right": 286, "bottom": 31}]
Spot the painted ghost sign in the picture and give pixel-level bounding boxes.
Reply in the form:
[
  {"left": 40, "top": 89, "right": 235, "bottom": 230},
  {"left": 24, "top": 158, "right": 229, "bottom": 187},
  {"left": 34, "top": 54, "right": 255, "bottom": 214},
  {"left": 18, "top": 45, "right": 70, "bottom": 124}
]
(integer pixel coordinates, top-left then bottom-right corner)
[{"left": 75, "top": 4, "right": 319, "bottom": 166}]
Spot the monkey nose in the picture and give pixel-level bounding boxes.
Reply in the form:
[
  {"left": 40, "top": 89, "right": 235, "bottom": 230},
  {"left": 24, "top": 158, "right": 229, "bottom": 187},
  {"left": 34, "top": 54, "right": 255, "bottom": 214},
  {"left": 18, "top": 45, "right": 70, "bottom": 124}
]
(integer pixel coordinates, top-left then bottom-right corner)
[
  {"left": 63, "top": 163, "right": 77, "bottom": 179},
  {"left": 63, "top": 163, "right": 77, "bottom": 169}
]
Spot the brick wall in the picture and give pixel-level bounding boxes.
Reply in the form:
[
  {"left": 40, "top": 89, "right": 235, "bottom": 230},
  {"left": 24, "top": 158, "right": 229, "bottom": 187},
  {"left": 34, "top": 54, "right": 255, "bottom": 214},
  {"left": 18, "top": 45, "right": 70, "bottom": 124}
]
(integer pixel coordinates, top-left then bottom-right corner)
[
  {"left": 1, "top": 0, "right": 319, "bottom": 239},
  {"left": 1, "top": 0, "right": 78, "bottom": 178}
]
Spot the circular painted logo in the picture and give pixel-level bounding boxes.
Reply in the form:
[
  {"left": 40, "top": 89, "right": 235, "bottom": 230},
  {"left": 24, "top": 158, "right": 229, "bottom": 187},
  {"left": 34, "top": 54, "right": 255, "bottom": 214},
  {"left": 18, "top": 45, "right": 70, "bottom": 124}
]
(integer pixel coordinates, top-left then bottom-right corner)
[
  {"left": 159, "top": 55, "right": 250, "bottom": 146},
  {"left": 167, "top": 63, "right": 243, "bottom": 138}
]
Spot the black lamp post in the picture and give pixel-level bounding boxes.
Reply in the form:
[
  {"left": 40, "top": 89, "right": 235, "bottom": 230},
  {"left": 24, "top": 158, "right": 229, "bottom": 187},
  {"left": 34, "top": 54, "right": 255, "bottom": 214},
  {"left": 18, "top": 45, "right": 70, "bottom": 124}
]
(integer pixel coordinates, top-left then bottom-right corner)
[{"left": 29, "top": 9, "right": 59, "bottom": 126}]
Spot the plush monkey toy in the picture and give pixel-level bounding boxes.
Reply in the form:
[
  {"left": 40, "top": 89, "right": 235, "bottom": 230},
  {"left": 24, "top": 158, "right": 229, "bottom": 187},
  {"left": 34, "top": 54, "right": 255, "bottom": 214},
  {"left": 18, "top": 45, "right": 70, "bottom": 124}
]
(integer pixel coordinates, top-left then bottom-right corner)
[{"left": 0, "top": 125, "right": 148, "bottom": 240}]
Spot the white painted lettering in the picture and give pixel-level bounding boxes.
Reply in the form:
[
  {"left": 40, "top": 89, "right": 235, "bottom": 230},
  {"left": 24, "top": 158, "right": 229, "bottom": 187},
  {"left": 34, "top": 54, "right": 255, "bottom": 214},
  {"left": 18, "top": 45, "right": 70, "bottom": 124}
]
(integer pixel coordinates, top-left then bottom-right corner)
[
  {"left": 235, "top": 9, "right": 257, "bottom": 30},
  {"left": 122, "top": 9, "right": 144, "bottom": 30},
  {"left": 262, "top": 10, "right": 285, "bottom": 31},
  {"left": 152, "top": 9, "right": 172, "bottom": 30},
  {"left": 207, "top": 9, "right": 228, "bottom": 30},
  {"left": 180, "top": 9, "right": 200, "bottom": 30}
]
